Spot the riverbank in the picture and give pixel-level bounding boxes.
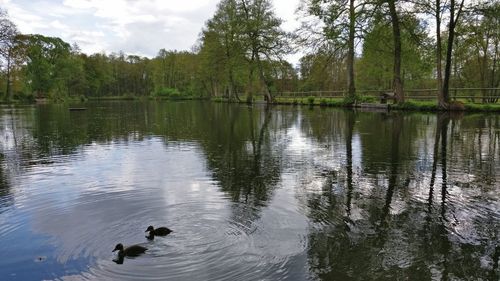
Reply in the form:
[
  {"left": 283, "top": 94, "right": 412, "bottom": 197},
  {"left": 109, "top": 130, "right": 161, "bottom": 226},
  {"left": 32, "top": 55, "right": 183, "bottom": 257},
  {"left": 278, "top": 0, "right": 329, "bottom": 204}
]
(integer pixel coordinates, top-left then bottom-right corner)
[
  {"left": 3, "top": 95, "right": 500, "bottom": 112},
  {"left": 269, "top": 97, "right": 500, "bottom": 112}
]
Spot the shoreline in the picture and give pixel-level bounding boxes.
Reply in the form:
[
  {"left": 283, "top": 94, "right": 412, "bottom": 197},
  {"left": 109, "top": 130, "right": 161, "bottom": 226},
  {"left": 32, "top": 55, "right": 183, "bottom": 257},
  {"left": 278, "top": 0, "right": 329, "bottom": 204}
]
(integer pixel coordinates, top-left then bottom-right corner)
[{"left": 2, "top": 96, "right": 499, "bottom": 113}]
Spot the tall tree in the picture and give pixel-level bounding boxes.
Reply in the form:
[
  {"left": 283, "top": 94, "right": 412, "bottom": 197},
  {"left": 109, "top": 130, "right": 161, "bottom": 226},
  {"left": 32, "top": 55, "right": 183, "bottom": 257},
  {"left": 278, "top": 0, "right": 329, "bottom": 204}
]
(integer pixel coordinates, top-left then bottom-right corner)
[
  {"left": 0, "top": 9, "right": 19, "bottom": 100},
  {"left": 357, "top": 14, "right": 433, "bottom": 91},
  {"left": 18, "top": 34, "right": 72, "bottom": 99},
  {"left": 239, "top": 0, "right": 291, "bottom": 103},
  {"left": 441, "top": 0, "right": 465, "bottom": 109},
  {"left": 454, "top": 1, "right": 498, "bottom": 103},
  {"left": 386, "top": 0, "right": 405, "bottom": 104},
  {"left": 203, "top": 0, "right": 245, "bottom": 101},
  {"left": 299, "top": 0, "right": 369, "bottom": 101}
]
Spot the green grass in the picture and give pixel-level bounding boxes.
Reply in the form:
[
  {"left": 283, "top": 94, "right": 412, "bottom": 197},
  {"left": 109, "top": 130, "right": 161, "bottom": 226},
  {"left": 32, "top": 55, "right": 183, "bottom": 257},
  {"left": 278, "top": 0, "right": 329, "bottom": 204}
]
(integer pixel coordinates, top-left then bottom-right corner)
[
  {"left": 273, "top": 97, "right": 500, "bottom": 112},
  {"left": 392, "top": 100, "right": 500, "bottom": 112},
  {"left": 391, "top": 100, "right": 439, "bottom": 111},
  {"left": 88, "top": 95, "right": 139, "bottom": 101},
  {"left": 81, "top": 95, "right": 500, "bottom": 112},
  {"left": 274, "top": 97, "right": 346, "bottom": 107},
  {"left": 463, "top": 102, "right": 500, "bottom": 112}
]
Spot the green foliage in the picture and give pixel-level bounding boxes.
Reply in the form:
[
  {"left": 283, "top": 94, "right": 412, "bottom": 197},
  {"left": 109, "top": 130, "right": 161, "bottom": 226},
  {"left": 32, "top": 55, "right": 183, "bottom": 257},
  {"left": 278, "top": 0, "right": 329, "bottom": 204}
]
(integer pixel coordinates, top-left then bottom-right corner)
[
  {"left": 392, "top": 101, "right": 439, "bottom": 111},
  {"left": 18, "top": 34, "right": 72, "bottom": 99},
  {"left": 358, "top": 96, "right": 377, "bottom": 103},
  {"left": 0, "top": 2, "right": 498, "bottom": 107},
  {"left": 151, "top": 87, "right": 182, "bottom": 98},
  {"left": 356, "top": 15, "right": 433, "bottom": 90},
  {"left": 307, "top": 96, "right": 315, "bottom": 105}
]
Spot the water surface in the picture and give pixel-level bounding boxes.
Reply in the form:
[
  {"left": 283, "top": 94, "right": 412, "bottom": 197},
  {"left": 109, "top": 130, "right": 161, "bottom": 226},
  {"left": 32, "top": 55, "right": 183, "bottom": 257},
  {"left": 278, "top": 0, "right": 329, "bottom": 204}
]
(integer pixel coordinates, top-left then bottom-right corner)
[{"left": 0, "top": 102, "right": 498, "bottom": 280}]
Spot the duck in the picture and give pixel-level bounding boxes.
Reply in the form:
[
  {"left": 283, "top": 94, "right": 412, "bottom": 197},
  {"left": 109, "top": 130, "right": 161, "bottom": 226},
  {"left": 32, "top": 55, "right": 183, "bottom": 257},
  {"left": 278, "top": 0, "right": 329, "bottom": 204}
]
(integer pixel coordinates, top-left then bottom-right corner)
[
  {"left": 145, "top": 225, "right": 172, "bottom": 238},
  {"left": 112, "top": 243, "right": 147, "bottom": 258}
]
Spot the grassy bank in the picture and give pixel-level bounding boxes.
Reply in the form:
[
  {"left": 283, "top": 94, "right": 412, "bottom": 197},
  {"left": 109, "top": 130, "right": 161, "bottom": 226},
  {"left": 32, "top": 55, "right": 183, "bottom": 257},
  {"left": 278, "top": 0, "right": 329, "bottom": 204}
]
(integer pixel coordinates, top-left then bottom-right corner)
[
  {"left": 270, "top": 97, "right": 500, "bottom": 112},
  {"left": 86, "top": 95, "right": 206, "bottom": 101}
]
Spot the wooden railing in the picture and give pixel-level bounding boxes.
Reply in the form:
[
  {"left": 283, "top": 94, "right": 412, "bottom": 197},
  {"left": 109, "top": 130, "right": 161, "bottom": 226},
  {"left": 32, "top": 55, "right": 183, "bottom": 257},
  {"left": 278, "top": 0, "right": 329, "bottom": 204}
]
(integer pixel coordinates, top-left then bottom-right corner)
[{"left": 271, "top": 88, "right": 500, "bottom": 101}]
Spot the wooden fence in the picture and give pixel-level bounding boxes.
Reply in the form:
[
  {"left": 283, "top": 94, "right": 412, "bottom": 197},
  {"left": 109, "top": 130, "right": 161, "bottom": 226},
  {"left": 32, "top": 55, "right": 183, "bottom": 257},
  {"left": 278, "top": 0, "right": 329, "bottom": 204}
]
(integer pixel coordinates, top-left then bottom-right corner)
[{"left": 272, "top": 88, "right": 500, "bottom": 102}]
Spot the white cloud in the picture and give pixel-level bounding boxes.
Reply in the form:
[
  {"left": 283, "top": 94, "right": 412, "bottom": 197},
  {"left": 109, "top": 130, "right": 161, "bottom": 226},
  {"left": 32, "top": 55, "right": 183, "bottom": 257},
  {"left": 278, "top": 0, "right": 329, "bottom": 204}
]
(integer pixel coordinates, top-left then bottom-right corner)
[{"left": 2, "top": 0, "right": 302, "bottom": 62}]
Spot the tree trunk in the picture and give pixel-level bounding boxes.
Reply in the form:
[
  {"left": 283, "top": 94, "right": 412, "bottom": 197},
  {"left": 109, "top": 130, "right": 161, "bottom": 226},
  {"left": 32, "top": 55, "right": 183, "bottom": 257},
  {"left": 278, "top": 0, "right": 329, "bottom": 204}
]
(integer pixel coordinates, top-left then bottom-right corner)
[
  {"left": 388, "top": 0, "right": 404, "bottom": 104},
  {"left": 347, "top": 0, "right": 356, "bottom": 98},
  {"left": 490, "top": 39, "right": 499, "bottom": 103},
  {"left": 246, "top": 57, "right": 255, "bottom": 104},
  {"left": 6, "top": 52, "right": 12, "bottom": 100},
  {"left": 257, "top": 57, "right": 273, "bottom": 103},
  {"left": 442, "top": 0, "right": 465, "bottom": 109},
  {"left": 436, "top": 0, "right": 447, "bottom": 108}
]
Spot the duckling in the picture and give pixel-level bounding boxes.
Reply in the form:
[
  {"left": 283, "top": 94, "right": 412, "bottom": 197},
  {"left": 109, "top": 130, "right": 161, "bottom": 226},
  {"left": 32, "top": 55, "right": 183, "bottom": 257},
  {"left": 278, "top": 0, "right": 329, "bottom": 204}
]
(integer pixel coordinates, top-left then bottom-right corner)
[
  {"left": 145, "top": 225, "right": 172, "bottom": 239},
  {"left": 112, "top": 243, "right": 147, "bottom": 258}
]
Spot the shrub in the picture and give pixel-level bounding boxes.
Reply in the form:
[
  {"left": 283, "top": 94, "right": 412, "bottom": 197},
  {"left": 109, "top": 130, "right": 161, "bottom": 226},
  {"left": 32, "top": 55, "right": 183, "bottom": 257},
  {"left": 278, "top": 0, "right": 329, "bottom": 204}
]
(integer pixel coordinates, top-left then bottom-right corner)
[
  {"left": 307, "top": 96, "right": 315, "bottom": 105},
  {"left": 152, "top": 87, "right": 181, "bottom": 98},
  {"left": 358, "top": 95, "right": 377, "bottom": 103}
]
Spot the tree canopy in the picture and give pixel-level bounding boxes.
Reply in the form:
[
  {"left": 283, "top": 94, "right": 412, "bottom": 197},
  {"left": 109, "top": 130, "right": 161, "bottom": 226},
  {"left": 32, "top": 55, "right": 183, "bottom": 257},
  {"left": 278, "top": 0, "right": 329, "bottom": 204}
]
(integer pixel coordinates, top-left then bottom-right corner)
[{"left": 0, "top": 0, "right": 496, "bottom": 107}]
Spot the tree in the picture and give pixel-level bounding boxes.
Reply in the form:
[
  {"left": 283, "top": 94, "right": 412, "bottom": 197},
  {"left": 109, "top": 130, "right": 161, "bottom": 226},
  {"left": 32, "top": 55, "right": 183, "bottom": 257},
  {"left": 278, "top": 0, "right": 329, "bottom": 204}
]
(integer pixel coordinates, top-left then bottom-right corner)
[
  {"left": 411, "top": 0, "right": 447, "bottom": 106},
  {"left": 239, "top": 0, "right": 291, "bottom": 103},
  {"left": 386, "top": 0, "right": 405, "bottom": 104},
  {"left": 454, "top": 2, "right": 499, "bottom": 103},
  {"left": 441, "top": 0, "right": 466, "bottom": 108},
  {"left": 299, "top": 51, "right": 348, "bottom": 91},
  {"left": 18, "top": 34, "right": 72, "bottom": 98},
  {"left": 299, "top": 0, "right": 369, "bottom": 101},
  {"left": 357, "top": 14, "right": 433, "bottom": 91},
  {"left": 202, "top": 0, "right": 246, "bottom": 100},
  {"left": 82, "top": 53, "right": 113, "bottom": 97},
  {"left": 0, "top": 9, "right": 19, "bottom": 100}
]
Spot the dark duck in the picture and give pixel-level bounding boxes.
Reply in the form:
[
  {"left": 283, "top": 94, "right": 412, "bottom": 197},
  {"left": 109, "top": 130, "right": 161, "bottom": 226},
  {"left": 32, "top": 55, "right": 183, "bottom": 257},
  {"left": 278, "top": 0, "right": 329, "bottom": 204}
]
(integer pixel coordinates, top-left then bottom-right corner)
[
  {"left": 112, "top": 243, "right": 147, "bottom": 264},
  {"left": 145, "top": 225, "right": 172, "bottom": 240}
]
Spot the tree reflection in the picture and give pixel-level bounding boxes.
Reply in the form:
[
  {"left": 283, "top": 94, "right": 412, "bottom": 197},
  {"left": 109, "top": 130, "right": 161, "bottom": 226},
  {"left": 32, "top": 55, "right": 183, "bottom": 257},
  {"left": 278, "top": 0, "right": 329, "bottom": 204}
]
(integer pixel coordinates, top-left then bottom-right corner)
[
  {"left": 0, "top": 103, "right": 498, "bottom": 279},
  {"left": 305, "top": 111, "right": 498, "bottom": 280}
]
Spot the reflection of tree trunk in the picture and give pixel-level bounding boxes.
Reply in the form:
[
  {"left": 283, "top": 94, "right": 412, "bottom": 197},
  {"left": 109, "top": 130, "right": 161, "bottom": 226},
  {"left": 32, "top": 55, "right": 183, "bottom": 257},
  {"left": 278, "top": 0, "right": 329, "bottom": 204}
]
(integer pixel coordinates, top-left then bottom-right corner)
[
  {"left": 492, "top": 244, "right": 499, "bottom": 280},
  {"left": 440, "top": 114, "right": 450, "bottom": 218},
  {"left": 381, "top": 114, "right": 403, "bottom": 223},
  {"left": 255, "top": 105, "right": 272, "bottom": 160},
  {"left": 345, "top": 111, "right": 355, "bottom": 216},
  {"left": 429, "top": 113, "right": 448, "bottom": 208},
  {"left": 246, "top": 105, "right": 272, "bottom": 203},
  {"left": 438, "top": 114, "right": 451, "bottom": 280}
]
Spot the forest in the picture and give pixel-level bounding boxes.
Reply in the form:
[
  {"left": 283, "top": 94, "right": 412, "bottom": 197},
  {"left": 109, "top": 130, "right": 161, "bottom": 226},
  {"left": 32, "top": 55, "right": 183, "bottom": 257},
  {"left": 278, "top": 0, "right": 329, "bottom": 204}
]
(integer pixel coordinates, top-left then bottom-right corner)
[{"left": 0, "top": 0, "right": 498, "bottom": 109}]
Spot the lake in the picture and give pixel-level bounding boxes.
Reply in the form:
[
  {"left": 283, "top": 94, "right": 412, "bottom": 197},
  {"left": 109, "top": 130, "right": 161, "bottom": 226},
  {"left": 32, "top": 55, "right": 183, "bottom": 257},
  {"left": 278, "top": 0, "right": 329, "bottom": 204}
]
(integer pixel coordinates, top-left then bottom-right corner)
[{"left": 0, "top": 101, "right": 498, "bottom": 280}]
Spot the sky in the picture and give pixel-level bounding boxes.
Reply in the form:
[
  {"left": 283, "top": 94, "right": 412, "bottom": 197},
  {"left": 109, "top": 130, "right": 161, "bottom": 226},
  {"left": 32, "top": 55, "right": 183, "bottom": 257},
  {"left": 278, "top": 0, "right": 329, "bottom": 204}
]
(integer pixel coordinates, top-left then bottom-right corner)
[{"left": 0, "top": 0, "right": 301, "bottom": 61}]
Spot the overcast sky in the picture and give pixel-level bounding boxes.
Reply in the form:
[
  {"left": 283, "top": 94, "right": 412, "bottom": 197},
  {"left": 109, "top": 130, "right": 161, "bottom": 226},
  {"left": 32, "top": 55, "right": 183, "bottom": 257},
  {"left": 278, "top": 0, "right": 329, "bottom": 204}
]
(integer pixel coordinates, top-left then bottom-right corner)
[{"left": 0, "top": 0, "right": 301, "bottom": 60}]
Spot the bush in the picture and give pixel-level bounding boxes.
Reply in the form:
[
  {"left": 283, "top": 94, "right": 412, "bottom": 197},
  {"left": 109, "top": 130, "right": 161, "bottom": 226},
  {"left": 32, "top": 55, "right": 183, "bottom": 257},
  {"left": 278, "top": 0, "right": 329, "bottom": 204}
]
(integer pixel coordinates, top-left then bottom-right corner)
[
  {"left": 151, "top": 87, "right": 181, "bottom": 98},
  {"left": 307, "top": 96, "right": 315, "bottom": 105},
  {"left": 358, "top": 95, "right": 377, "bottom": 103}
]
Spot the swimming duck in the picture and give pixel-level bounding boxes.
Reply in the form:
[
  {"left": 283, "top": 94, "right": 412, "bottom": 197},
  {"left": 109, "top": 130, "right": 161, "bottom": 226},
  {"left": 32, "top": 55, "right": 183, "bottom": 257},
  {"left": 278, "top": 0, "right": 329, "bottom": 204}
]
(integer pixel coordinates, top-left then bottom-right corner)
[
  {"left": 112, "top": 243, "right": 147, "bottom": 258},
  {"left": 145, "top": 225, "right": 172, "bottom": 237}
]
